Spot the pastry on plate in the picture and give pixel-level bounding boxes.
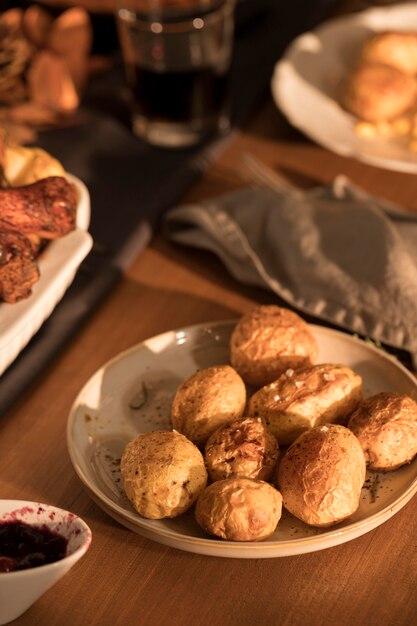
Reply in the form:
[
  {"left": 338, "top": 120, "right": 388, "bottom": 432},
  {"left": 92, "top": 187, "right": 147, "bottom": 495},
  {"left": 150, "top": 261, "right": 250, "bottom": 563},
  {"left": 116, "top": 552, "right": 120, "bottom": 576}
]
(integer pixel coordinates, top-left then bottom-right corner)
[
  {"left": 195, "top": 477, "right": 283, "bottom": 541},
  {"left": 348, "top": 392, "right": 417, "bottom": 471},
  {"left": 360, "top": 31, "right": 417, "bottom": 75},
  {"left": 277, "top": 424, "right": 366, "bottom": 527},
  {"left": 171, "top": 365, "right": 246, "bottom": 446},
  {"left": 343, "top": 62, "right": 417, "bottom": 123},
  {"left": 248, "top": 363, "right": 362, "bottom": 446},
  {"left": 230, "top": 305, "right": 318, "bottom": 388},
  {"left": 204, "top": 417, "right": 279, "bottom": 482},
  {"left": 120, "top": 430, "right": 207, "bottom": 519}
]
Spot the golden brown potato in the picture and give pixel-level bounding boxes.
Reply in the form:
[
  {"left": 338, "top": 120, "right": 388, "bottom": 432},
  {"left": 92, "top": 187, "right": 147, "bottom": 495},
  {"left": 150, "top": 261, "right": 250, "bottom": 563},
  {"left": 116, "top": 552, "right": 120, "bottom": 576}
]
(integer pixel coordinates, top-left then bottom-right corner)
[
  {"left": 248, "top": 363, "right": 362, "bottom": 446},
  {"left": 343, "top": 62, "right": 417, "bottom": 123},
  {"left": 348, "top": 392, "right": 417, "bottom": 471},
  {"left": 120, "top": 430, "right": 207, "bottom": 519},
  {"left": 204, "top": 417, "right": 279, "bottom": 482},
  {"left": 277, "top": 424, "right": 366, "bottom": 527},
  {"left": 195, "top": 478, "right": 282, "bottom": 541},
  {"left": 230, "top": 305, "right": 318, "bottom": 388},
  {"left": 360, "top": 31, "right": 417, "bottom": 75},
  {"left": 4, "top": 145, "right": 66, "bottom": 186},
  {"left": 171, "top": 365, "right": 246, "bottom": 446}
]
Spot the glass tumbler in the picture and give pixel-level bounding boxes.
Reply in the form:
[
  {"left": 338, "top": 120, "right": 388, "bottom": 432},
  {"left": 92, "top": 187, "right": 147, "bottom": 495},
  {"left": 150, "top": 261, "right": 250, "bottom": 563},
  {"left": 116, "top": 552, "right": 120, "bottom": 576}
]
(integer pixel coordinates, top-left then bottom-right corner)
[{"left": 116, "top": 0, "right": 235, "bottom": 148}]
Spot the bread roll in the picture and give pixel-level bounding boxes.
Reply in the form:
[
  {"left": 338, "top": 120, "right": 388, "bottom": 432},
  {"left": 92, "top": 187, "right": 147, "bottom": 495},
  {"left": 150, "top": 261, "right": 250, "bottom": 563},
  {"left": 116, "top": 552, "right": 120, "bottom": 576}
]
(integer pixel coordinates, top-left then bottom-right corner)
[
  {"left": 121, "top": 430, "right": 207, "bottom": 519},
  {"left": 360, "top": 32, "right": 417, "bottom": 75},
  {"left": 248, "top": 363, "right": 362, "bottom": 446},
  {"left": 204, "top": 417, "right": 279, "bottom": 482},
  {"left": 343, "top": 62, "right": 417, "bottom": 122},
  {"left": 277, "top": 424, "right": 365, "bottom": 527},
  {"left": 230, "top": 305, "right": 318, "bottom": 388},
  {"left": 195, "top": 478, "right": 282, "bottom": 541},
  {"left": 348, "top": 392, "right": 417, "bottom": 471},
  {"left": 171, "top": 365, "right": 246, "bottom": 446}
]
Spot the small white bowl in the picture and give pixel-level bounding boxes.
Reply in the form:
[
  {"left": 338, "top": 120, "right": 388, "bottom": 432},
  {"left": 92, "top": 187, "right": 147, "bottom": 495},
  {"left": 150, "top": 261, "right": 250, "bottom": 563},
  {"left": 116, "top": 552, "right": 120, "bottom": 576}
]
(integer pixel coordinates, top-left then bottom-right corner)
[{"left": 0, "top": 500, "right": 92, "bottom": 625}]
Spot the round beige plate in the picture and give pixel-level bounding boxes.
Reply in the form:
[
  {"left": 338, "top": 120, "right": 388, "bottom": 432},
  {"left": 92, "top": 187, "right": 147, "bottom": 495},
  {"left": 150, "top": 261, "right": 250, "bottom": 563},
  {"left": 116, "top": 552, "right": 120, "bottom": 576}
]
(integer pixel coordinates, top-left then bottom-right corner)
[
  {"left": 272, "top": 3, "right": 417, "bottom": 173},
  {"left": 67, "top": 321, "right": 417, "bottom": 558}
]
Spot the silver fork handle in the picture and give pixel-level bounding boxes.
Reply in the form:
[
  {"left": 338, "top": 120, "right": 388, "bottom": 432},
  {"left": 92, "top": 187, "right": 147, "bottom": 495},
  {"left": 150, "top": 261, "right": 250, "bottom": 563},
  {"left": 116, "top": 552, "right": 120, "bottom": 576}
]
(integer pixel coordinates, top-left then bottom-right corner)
[{"left": 241, "top": 152, "right": 300, "bottom": 195}]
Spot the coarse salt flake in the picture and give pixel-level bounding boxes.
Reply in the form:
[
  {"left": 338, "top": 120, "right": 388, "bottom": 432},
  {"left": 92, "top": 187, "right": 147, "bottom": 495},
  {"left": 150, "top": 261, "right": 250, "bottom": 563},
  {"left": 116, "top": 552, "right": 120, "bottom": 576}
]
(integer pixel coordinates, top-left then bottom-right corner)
[{"left": 285, "top": 368, "right": 294, "bottom": 378}]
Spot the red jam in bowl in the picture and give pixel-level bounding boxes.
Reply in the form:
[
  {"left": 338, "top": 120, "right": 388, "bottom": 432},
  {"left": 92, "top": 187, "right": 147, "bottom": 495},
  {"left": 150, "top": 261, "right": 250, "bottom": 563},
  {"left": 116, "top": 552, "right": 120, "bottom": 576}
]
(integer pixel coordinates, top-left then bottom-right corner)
[{"left": 0, "top": 520, "right": 68, "bottom": 572}]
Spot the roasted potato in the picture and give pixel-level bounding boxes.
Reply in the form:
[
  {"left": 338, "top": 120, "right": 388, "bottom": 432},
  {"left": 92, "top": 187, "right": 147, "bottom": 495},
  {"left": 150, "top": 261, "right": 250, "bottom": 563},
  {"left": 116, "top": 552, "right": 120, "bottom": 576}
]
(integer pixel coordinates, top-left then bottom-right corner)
[
  {"left": 277, "top": 424, "right": 366, "bottom": 527},
  {"left": 195, "top": 477, "right": 283, "bottom": 541},
  {"left": 204, "top": 417, "right": 279, "bottom": 482},
  {"left": 348, "top": 392, "right": 417, "bottom": 471},
  {"left": 248, "top": 363, "right": 362, "bottom": 446},
  {"left": 171, "top": 365, "right": 246, "bottom": 446},
  {"left": 230, "top": 305, "right": 318, "bottom": 388},
  {"left": 121, "top": 430, "right": 207, "bottom": 519}
]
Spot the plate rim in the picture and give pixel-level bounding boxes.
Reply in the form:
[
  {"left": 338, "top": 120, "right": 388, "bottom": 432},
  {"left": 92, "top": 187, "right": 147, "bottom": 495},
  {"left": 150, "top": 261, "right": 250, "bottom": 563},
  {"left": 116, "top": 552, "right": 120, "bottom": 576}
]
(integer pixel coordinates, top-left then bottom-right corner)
[
  {"left": 271, "top": 2, "right": 417, "bottom": 173},
  {"left": 67, "top": 319, "right": 417, "bottom": 557}
]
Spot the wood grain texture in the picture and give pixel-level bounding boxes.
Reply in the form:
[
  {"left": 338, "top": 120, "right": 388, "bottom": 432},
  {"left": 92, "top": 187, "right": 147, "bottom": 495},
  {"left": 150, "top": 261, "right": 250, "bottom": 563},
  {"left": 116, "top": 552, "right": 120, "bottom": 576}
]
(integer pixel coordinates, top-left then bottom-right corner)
[{"left": 2, "top": 101, "right": 417, "bottom": 626}]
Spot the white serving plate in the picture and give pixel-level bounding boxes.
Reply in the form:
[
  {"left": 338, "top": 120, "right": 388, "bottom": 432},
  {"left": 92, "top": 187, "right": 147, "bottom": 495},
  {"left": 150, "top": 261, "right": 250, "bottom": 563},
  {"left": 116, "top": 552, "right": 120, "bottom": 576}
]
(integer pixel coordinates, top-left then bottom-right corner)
[
  {"left": 0, "top": 174, "right": 93, "bottom": 376},
  {"left": 67, "top": 320, "right": 417, "bottom": 558},
  {"left": 272, "top": 2, "right": 417, "bottom": 173}
]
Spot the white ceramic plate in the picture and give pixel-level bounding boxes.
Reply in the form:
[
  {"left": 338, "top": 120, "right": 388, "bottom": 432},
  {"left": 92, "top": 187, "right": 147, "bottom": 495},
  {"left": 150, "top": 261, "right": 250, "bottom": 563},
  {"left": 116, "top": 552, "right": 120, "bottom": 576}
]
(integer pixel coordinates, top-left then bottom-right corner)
[
  {"left": 67, "top": 320, "right": 417, "bottom": 558},
  {"left": 272, "top": 3, "right": 417, "bottom": 173},
  {"left": 0, "top": 175, "right": 93, "bottom": 376}
]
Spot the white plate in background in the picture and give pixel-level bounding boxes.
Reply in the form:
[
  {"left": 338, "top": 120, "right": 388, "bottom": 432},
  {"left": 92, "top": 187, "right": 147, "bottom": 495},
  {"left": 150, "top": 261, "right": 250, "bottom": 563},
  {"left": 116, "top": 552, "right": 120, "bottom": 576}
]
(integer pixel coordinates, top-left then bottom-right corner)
[
  {"left": 272, "top": 3, "right": 417, "bottom": 173},
  {"left": 67, "top": 320, "right": 417, "bottom": 558},
  {"left": 0, "top": 175, "right": 93, "bottom": 376}
]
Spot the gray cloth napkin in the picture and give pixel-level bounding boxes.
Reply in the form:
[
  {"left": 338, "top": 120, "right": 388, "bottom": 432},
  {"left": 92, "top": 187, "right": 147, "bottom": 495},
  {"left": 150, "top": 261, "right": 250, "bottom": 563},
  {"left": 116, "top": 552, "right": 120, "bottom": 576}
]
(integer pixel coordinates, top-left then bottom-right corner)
[{"left": 164, "top": 176, "right": 417, "bottom": 366}]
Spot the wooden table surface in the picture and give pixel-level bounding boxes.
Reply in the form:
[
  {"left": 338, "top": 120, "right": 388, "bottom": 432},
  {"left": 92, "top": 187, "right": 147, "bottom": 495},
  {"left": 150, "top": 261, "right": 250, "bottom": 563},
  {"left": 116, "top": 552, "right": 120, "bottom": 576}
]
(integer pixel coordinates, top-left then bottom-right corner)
[{"left": 2, "top": 99, "right": 417, "bottom": 626}]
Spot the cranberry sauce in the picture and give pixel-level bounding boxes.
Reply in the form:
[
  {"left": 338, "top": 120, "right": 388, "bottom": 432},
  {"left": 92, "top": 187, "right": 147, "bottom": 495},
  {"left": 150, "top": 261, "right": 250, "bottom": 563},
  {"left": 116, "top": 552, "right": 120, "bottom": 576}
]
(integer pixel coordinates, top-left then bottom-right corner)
[{"left": 0, "top": 520, "right": 68, "bottom": 573}]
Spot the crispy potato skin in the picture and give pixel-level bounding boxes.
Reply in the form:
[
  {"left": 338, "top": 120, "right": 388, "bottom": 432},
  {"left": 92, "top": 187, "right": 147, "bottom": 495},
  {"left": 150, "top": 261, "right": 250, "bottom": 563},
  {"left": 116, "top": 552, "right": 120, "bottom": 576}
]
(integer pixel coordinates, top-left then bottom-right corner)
[
  {"left": 195, "top": 478, "right": 282, "bottom": 541},
  {"left": 230, "top": 305, "right": 318, "bottom": 388},
  {"left": 360, "top": 31, "right": 417, "bottom": 75},
  {"left": 277, "top": 424, "right": 366, "bottom": 527},
  {"left": 348, "top": 392, "right": 417, "bottom": 471},
  {"left": 248, "top": 363, "right": 362, "bottom": 446},
  {"left": 343, "top": 62, "right": 417, "bottom": 122},
  {"left": 121, "top": 430, "right": 207, "bottom": 519},
  {"left": 204, "top": 417, "right": 279, "bottom": 482},
  {"left": 171, "top": 365, "right": 246, "bottom": 446}
]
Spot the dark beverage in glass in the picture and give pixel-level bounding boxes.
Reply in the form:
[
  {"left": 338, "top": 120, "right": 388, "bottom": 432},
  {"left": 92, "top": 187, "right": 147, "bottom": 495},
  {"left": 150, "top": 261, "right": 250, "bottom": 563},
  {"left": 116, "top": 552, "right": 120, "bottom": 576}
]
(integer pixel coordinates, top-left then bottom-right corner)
[{"left": 117, "top": 0, "right": 234, "bottom": 147}]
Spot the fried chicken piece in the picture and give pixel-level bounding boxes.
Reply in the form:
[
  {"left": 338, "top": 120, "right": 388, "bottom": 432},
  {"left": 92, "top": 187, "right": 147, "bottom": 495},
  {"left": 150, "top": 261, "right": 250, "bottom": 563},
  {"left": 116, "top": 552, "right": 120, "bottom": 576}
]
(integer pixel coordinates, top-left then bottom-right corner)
[
  {"left": 0, "top": 230, "right": 40, "bottom": 303},
  {"left": 0, "top": 176, "right": 77, "bottom": 238}
]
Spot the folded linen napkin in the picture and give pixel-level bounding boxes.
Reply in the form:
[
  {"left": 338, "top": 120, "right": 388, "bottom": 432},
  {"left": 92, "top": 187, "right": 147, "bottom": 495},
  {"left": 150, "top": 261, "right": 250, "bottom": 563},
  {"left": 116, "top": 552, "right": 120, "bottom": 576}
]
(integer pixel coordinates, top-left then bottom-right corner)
[{"left": 164, "top": 176, "right": 417, "bottom": 367}]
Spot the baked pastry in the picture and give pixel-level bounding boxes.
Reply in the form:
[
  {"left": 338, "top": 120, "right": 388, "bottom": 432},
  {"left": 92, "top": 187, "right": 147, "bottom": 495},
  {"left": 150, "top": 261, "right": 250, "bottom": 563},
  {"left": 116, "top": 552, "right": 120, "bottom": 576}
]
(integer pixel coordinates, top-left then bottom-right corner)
[
  {"left": 195, "top": 478, "right": 282, "bottom": 541},
  {"left": 360, "top": 31, "right": 417, "bottom": 75},
  {"left": 277, "top": 424, "right": 366, "bottom": 527},
  {"left": 248, "top": 363, "right": 362, "bottom": 446},
  {"left": 230, "top": 305, "right": 318, "bottom": 388},
  {"left": 343, "top": 62, "right": 417, "bottom": 123},
  {"left": 348, "top": 392, "right": 417, "bottom": 471},
  {"left": 204, "top": 417, "right": 279, "bottom": 482},
  {"left": 171, "top": 365, "right": 246, "bottom": 446},
  {"left": 120, "top": 430, "right": 207, "bottom": 519}
]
